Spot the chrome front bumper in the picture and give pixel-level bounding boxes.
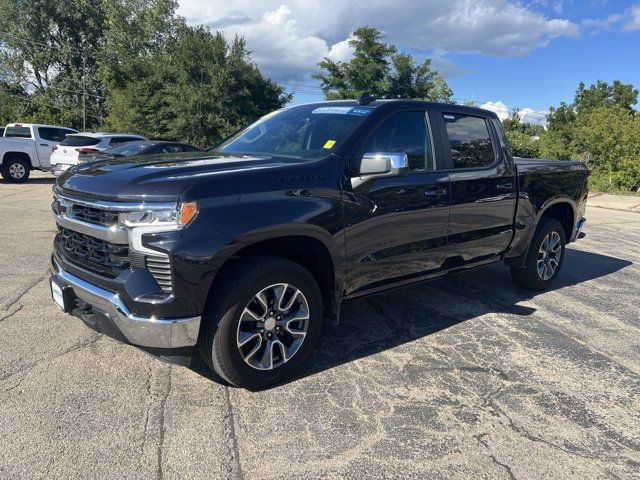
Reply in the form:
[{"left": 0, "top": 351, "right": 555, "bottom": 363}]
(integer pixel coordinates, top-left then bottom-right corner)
[{"left": 51, "top": 258, "right": 201, "bottom": 349}]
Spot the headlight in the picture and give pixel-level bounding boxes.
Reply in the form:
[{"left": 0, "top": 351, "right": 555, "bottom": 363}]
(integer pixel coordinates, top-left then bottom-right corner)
[{"left": 119, "top": 201, "right": 198, "bottom": 228}]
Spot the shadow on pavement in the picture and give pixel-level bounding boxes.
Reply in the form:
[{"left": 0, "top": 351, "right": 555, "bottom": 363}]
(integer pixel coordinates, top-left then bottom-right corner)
[{"left": 191, "top": 248, "right": 633, "bottom": 388}]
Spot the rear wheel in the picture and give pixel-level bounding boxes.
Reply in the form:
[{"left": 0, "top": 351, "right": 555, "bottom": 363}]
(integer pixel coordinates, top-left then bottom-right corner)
[
  {"left": 1, "top": 158, "right": 30, "bottom": 183},
  {"left": 511, "top": 217, "right": 566, "bottom": 291},
  {"left": 198, "top": 256, "right": 323, "bottom": 389}
]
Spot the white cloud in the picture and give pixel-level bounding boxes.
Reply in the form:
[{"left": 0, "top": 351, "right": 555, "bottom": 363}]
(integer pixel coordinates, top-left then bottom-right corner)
[
  {"left": 177, "top": 0, "right": 579, "bottom": 81},
  {"left": 518, "top": 107, "right": 549, "bottom": 126},
  {"left": 481, "top": 101, "right": 510, "bottom": 120},
  {"left": 624, "top": 5, "right": 640, "bottom": 31},
  {"left": 583, "top": 4, "right": 640, "bottom": 33},
  {"left": 480, "top": 101, "right": 548, "bottom": 125}
]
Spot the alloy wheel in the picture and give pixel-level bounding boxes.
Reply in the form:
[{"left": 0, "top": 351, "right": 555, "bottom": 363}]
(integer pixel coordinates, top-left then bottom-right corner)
[
  {"left": 236, "top": 283, "right": 310, "bottom": 370},
  {"left": 537, "top": 231, "right": 562, "bottom": 281},
  {"left": 9, "top": 162, "right": 26, "bottom": 179}
]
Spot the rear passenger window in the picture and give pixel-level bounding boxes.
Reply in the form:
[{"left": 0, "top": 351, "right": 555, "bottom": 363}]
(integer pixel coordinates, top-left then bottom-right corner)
[
  {"left": 361, "top": 111, "right": 433, "bottom": 171},
  {"left": 442, "top": 114, "right": 495, "bottom": 169},
  {"left": 38, "top": 127, "right": 66, "bottom": 142}
]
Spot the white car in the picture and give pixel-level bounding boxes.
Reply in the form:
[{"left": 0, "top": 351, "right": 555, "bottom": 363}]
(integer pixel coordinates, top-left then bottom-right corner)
[
  {"left": 50, "top": 132, "right": 146, "bottom": 176},
  {"left": 0, "top": 123, "right": 78, "bottom": 182}
]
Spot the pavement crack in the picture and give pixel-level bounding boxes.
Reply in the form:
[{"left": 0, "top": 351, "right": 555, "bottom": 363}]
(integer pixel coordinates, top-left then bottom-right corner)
[
  {"left": 475, "top": 433, "right": 517, "bottom": 480},
  {"left": 0, "top": 304, "right": 23, "bottom": 322},
  {"left": 224, "top": 386, "right": 244, "bottom": 480},
  {"left": 0, "top": 276, "right": 47, "bottom": 321},
  {"left": 156, "top": 365, "right": 172, "bottom": 480},
  {"left": 0, "top": 334, "right": 101, "bottom": 382}
]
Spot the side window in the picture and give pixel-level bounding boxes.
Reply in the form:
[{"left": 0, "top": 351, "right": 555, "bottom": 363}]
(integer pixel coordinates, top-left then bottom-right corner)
[
  {"left": 109, "top": 137, "right": 137, "bottom": 146},
  {"left": 38, "top": 127, "right": 66, "bottom": 142},
  {"left": 361, "top": 111, "right": 433, "bottom": 171},
  {"left": 182, "top": 145, "right": 200, "bottom": 152},
  {"left": 442, "top": 113, "right": 495, "bottom": 169},
  {"left": 160, "top": 144, "right": 182, "bottom": 153}
]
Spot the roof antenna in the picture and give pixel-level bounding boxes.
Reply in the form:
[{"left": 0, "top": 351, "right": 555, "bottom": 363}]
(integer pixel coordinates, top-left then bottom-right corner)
[{"left": 357, "top": 92, "right": 376, "bottom": 106}]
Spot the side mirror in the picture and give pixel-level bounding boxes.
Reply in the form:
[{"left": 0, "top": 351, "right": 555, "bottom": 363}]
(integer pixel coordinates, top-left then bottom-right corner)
[{"left": 351, "top": 152, "right": 409, "bottom": 188}]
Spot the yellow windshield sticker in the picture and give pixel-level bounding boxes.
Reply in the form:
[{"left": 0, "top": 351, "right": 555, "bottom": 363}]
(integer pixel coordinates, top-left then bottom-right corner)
[{"left": 323, "top": 140, "right": 336, "bottom": 149}]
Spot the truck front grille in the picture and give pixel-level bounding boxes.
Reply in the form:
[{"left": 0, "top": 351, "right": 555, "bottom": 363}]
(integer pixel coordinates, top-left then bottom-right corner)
[
  {"left": 71, "top": 204, "right": 120, "bottom": 226},
  {"left": 57, "top": 226, "right": 130, "bottom": 277}
]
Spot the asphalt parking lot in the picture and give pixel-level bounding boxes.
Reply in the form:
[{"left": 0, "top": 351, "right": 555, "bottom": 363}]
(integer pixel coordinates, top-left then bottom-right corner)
[{"left": 1, "top": 172, "right": 639, "bottom": 479}]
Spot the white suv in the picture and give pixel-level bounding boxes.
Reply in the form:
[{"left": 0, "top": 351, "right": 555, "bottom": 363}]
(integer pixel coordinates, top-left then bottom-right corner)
[{"left": 50, "top": 133, "right": 146, "bottom": 176}]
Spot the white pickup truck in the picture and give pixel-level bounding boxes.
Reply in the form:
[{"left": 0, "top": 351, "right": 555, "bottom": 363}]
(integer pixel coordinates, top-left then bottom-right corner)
[{"left": 1, "top": 123, "right": 77, "bottom": 183}]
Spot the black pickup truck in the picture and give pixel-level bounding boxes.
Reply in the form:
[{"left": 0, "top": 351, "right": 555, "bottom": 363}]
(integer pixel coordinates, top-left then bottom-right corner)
[{"left": 50, "top": 99, "right": 588, "bottom": 388}]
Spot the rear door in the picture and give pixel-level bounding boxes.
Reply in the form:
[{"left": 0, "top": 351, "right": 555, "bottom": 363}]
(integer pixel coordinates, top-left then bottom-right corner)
[
  {"left": 434, "top": 110, "right": 517, "bottom": 265},
  {"left": 36, "top": 127, "right": 64, "bottom": 167},
  {"left": 37, "top": 127, "right": 75, "bottom": 168},
  {"left": 343, "top": 109, "right": 450, "bottom": 294}
]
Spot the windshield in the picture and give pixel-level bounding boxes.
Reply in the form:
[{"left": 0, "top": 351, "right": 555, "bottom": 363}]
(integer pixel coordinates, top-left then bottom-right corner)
[{"left": 217, "top": 104, "right": 373, "bottom": 159}]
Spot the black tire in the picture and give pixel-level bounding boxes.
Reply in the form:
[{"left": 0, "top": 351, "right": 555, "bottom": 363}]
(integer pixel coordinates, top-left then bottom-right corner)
[
  {"left": 511, "top": 217, "right": 566, "bottom": 291},
  {"left": 198, "top": 256, "right": 323, "bottom": 389},
  {"left": 1, "top": 157, "right": 30, "bottom": 183}
]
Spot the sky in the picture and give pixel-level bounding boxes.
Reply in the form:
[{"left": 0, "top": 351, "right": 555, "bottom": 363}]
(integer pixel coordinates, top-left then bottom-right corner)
[{"left": 177, "top": 0, "right": 640, "bottom": 125}]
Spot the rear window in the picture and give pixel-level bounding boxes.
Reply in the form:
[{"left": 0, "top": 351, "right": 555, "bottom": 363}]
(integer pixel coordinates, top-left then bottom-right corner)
[
  {"left": 4, "top": 126, "right": 32, "bottom": 138},
  {"left": 38, "top": 127, "right": 67, "bottom": 142},
  {"left": 60, "top": 136, "right": 100, "bottom": 147},
  {"left": 442, "top": 113, "right": 496, "bottom": 169}
]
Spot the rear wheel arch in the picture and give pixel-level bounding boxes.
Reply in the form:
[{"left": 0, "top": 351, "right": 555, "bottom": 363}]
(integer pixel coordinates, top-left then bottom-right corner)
[{"left": 538, "top": 200, "right": 575, "bottom": 241}]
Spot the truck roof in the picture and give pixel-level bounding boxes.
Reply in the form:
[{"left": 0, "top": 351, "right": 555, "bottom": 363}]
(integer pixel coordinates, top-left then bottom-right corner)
[
  {"left": 290, "top": 99, "right": 500, "bottom": 119},
  {"left": 5, "top": 122, "right": 75, "bottom": 129}
]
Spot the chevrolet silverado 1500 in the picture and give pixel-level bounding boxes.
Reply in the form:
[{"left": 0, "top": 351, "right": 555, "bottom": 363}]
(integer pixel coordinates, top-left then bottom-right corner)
[{"left": 49, "top": 99, "right": 588, "bottom": 388}]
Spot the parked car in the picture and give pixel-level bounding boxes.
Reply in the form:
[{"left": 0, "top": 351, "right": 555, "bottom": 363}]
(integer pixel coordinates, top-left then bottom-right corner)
[
  {"left": 0, "top": 123, "right": 78, "bottom": 182},
  {"left": 50, "top": 132, "right": 146, "bottom": 176},
  {"left": 79, "top": 140, "right": 201, "bottom": 164},
  {"left": 49, "top": 98, "right": 589, "bottom": 389}
]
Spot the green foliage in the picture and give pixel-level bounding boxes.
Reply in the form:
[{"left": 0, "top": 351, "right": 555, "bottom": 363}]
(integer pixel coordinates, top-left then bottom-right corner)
[
  {"left": 533, "top": 81, "right": 640, "bottom": 192},
  {"left": 502, "top": 111, "right": 542, "bottom": 158},
  {"left": 573, "top": 106, "right": 640, "bottom": 191},
  {"left": 574, "top": 80, "right": 638, "bottom": 114},
  {"left": 0, "top": 0, "right": 289, "bottom": 143},
  {"left": 314, "top": 26, "right": 452, "bottom": 102}
]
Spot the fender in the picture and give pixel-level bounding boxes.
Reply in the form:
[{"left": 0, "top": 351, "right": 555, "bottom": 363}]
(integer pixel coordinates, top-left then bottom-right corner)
[{"left": 505, "top": 195, "right": 577, "bottom": 268}]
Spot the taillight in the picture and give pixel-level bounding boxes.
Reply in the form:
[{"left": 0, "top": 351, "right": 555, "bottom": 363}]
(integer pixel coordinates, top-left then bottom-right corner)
[
  {"left": 76, "top": 148, "right": 99, "bottom": 155},
  {"left": 587, "top": 169, "right": 592, "bottom": 177},
  {"left": 52, "top": 145, "right": 58, "bottom": 152}
]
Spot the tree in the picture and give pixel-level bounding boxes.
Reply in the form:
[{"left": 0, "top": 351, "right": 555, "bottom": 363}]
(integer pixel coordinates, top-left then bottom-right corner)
[
  {"left": 538, "top": 102, "right": 577, "bottom": 160},
  {"left": 574, "top": 80, "right": 638, "bottom": 114},
  {"left": 502, "top": 111, "right": 543, "bottom": 158},
  {"left": 0, "top": 0, "right": 107, "bottom": 129},
  {"left": 104, "top": 24, "right": 290, "bottom": 146},
  {"left": 314, "top": 26, "right": 452, "bottom": 102},
  {"left": 573, "top": 106, "right": 640, "bottom": 191}
]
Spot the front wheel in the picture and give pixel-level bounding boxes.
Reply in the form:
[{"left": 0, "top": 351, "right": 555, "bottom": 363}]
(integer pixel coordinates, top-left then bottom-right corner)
[
  {"left": 1, "top": 158, "right": 30, "bottom": 183},
  {"left": 198, "top": 256, "right": 323, "bottom": 389},
  {"left": 511, "top": 217, "right": 566, "bottom": 291}
]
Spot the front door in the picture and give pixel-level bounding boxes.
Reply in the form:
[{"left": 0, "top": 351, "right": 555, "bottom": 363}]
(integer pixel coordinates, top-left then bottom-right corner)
[{"left": 343, "top": 110, "right": 451, "bottom": 295}]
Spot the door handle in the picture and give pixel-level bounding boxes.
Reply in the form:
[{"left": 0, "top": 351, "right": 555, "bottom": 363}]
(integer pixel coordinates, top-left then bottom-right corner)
[
  {"left": 496, "top": 181, "right": 513, "bottom": 191},
  {"left": 424, "top": 187, "right": 447, "bottom": 196},
  {"left": 39, "top": 143, "right": 49, "bottom": 147}
]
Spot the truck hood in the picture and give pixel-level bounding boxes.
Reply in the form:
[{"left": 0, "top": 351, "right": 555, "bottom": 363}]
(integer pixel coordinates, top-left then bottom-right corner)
[{"left": 56, "top": 152, "right": 306, "bottom": 202}]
